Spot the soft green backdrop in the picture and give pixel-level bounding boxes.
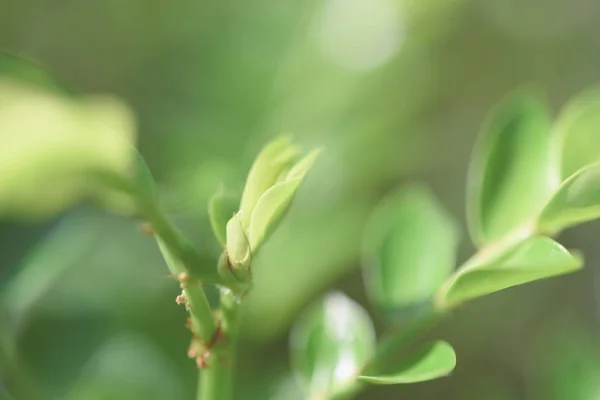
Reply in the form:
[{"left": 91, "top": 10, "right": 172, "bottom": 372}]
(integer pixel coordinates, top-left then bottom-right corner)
[{"left": 2, "top": 0, "right": 600, "bottom": 399}]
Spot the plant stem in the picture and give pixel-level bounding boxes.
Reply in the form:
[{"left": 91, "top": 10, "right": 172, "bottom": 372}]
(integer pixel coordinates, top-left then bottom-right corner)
[
  {"left": 198, "top": 288, "right": 242, "bottom": 400},
  {"left": 145, "top": 202, "right": 221, "bottom": 283}
]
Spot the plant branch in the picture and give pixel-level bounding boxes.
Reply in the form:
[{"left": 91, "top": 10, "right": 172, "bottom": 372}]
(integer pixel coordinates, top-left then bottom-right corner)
[{"left": 199, "top": 288, "right": 242, "bottom": 400}]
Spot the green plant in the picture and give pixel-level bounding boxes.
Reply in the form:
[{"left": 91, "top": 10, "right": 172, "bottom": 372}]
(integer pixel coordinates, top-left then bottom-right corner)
[
  {"left": 286, "top": 87, "right": 600, "bottom": 399},
  {"left": 2, "top": 52, "right": 600, "bottom": 400}
]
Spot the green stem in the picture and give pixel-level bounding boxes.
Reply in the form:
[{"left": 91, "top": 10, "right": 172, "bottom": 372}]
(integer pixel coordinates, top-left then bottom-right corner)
[
  {"left": 199, "top": 289, "right": 242, "bottom": 400},
  {"left": 145, "top": 202, "right": 221, "bottom": 283}
]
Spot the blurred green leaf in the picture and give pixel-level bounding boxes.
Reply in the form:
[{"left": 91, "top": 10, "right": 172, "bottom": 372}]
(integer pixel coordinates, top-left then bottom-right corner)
[
  {"left": 467, "top": 90, "right": 554, "bottom": 246},
  {"left": 453, "top": 374, "right": 518, "bottom": 400},
  {"left": 66, "top": 334, "right": 185, "bottom": 400},
  {"left": 208, "top": 189, "right": 237, "bottom": 247},
  {"left": 537, "top": 163, "right": 600, "bottom": 234},
  {"left": 2, "top": 210, "right": 105, "bottom": 320},
  {"left": 290, "top": 292, "right": 375, "bottom": 397},
  {"left": 239, "top": 136, "right": 299, "bottom": 228},
  {"left": 554, "top": 86, "right": 600, "bottom": 180},
  {"left": 359, "top": 341, "right": 456, "bottom": 385},
  {"left": 437, "top": 236, "right": 582, "bottom": 308},
  {"left": 0, "top": 79, "right": 136, "bottom": 218},
  {"left": 532, "top": 324, "right": 600, "bottom": 400},
  {"left": 362, "top": 185, "right": 459, "bottom": 314}
]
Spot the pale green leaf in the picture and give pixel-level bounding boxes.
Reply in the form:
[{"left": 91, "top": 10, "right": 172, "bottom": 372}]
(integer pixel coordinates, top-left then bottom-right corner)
[
  {"left": 468, "top": 90, "right": 554, "bottom": 246},
  {"left": 359, "top": 341, "right": 456, "bottom": 385},
  {"left": 239, "top": 136, "right": 299, "bottom": 228},
  {"left": 553, "top": 86, "right": 600, "bottom": 180},
  {"left": 537, "top": 163, "right": 600, "bottom": 234},
  {"left": 226, "top": 212, "right": 251, "bottom": 268},
  {"left": 362, "top": 186, "right": 459, "bottom": 313},
  {"left": 290, "top": 292, "right": 375, "bottom": 397},
  {"left": 285, "top": 149, "right": 322, "bottom": 181},
  {"left": 247, "top": 177, "right": 302, "bottom": 250},
  {"left": 0, "top": 79, "right": 136, "bottom": 218},
  {"left": 437, "top": 236, "right": 582, "bottom": 309}
]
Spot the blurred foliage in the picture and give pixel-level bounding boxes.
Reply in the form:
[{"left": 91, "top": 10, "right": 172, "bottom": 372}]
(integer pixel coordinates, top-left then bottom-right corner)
[{"left": 2, "top": 0, "right": 600, "bottom": 399}]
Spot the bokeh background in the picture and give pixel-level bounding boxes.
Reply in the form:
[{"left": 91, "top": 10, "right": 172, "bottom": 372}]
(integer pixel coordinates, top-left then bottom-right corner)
[{"left": 2, "top": 0, "right": 600, "bottom": 399}]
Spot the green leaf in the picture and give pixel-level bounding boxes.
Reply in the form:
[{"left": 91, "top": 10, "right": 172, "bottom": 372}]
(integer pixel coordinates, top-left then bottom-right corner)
[
  {"left": 239, "top": 136, "right": 299, "bottom": 228},
  {"left": 467, "top": 90, "right": 554, "bottom": 246},
  {"left": 0, "top": 79, "right": 136, "bottom": 218},
  {"left": 359, "top": 341, "right": 456, "bottom": 385},
  {"left": 532, "top": 324, "right": 600, "bottom": 400},
  {"left": 285, "top": 149, "right": 322, "bottom": 181},
  {"left": 553, "top": 86, "right": 600, "bottom": 180},
  {"left": 362, "top": 186, "right": 459, "bottom": 313},
  {"left": 247, "top": 177, "right": 303, "bottom": 250},
  {"left": 66, "top": 334, "right": 185, "bottom": 400},
  {"left": 2, "top": 210, "right": 106, "bottom": 320},
  {"left": 290, "top": 292, "right": 375, "bottom": 397},
  {"left": 437, "top": 236, "right": 582, "bottom": 309},
  {"left": 208, "top": 189, "right": 237, "bottom": 247},
  {"left": 537, "top": 163, "right": 600, "bottom": 234}
]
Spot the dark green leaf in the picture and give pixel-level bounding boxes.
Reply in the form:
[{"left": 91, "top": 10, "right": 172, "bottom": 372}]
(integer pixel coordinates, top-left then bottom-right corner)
[
  {"left": 468, "top": 90, "right": 554, "bottom": 246},
  {"left": 2, "top": 210, "right": 106, "bottom": 319},
  {"left": 362, "top": 186, "right": 459, "bottom": 313},
  {"left": 359, "top": 341, "right": 456, "bottom": 385},
  {"left": 537, "top": 163, "right": 600, "bottom": 234},
  {"left": 437, "top": 236, "right": 582, "bottom": 309},
  {"left": 290, "top": 292, "right": 375, "bottom": 397}
]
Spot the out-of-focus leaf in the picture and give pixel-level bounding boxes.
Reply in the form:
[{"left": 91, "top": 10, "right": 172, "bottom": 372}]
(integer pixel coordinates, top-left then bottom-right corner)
[
  {"left": 247, "top": 178, "right": 302, "bottom": 250},
  {"left": 1, "top": 210, "right": 106, "bottom": 321},
  {"left": 66, "top": 334, "right": 185, "bottom": 400},
  {"left": 537, "top": 163, "right": 600, "bottom": 234},
  {"left": 553, "top": 86, "right": 600, "bottom": 180},
  {"left": 359, "top": 341, "right": 456, "bottom": 384},
  {"left": 362, "top": 186, "right": 459, "bottom": 314},
  {"left": 290, "top": 292, "right": 375, "bottom": 398},
  {"left": 437, "top": 236, "right": 582, "bottom": 309},
  {"left": 532, "top": 324, "right": 600, "bottom": 400},
  {"left": 0, "top": 79, "right": 136, "bottom": 218},
  {"left": 453, "top": 374, "right": 519, "bottom": 400},
  {"left": 467, "top": 90, "right": 554, "bottom": 246},
  {"left": 239, "top": 136, "right": 299, "bottom": 228},
  {"left": 208, "top": 189, "right": 237, "bottom": 247}
]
